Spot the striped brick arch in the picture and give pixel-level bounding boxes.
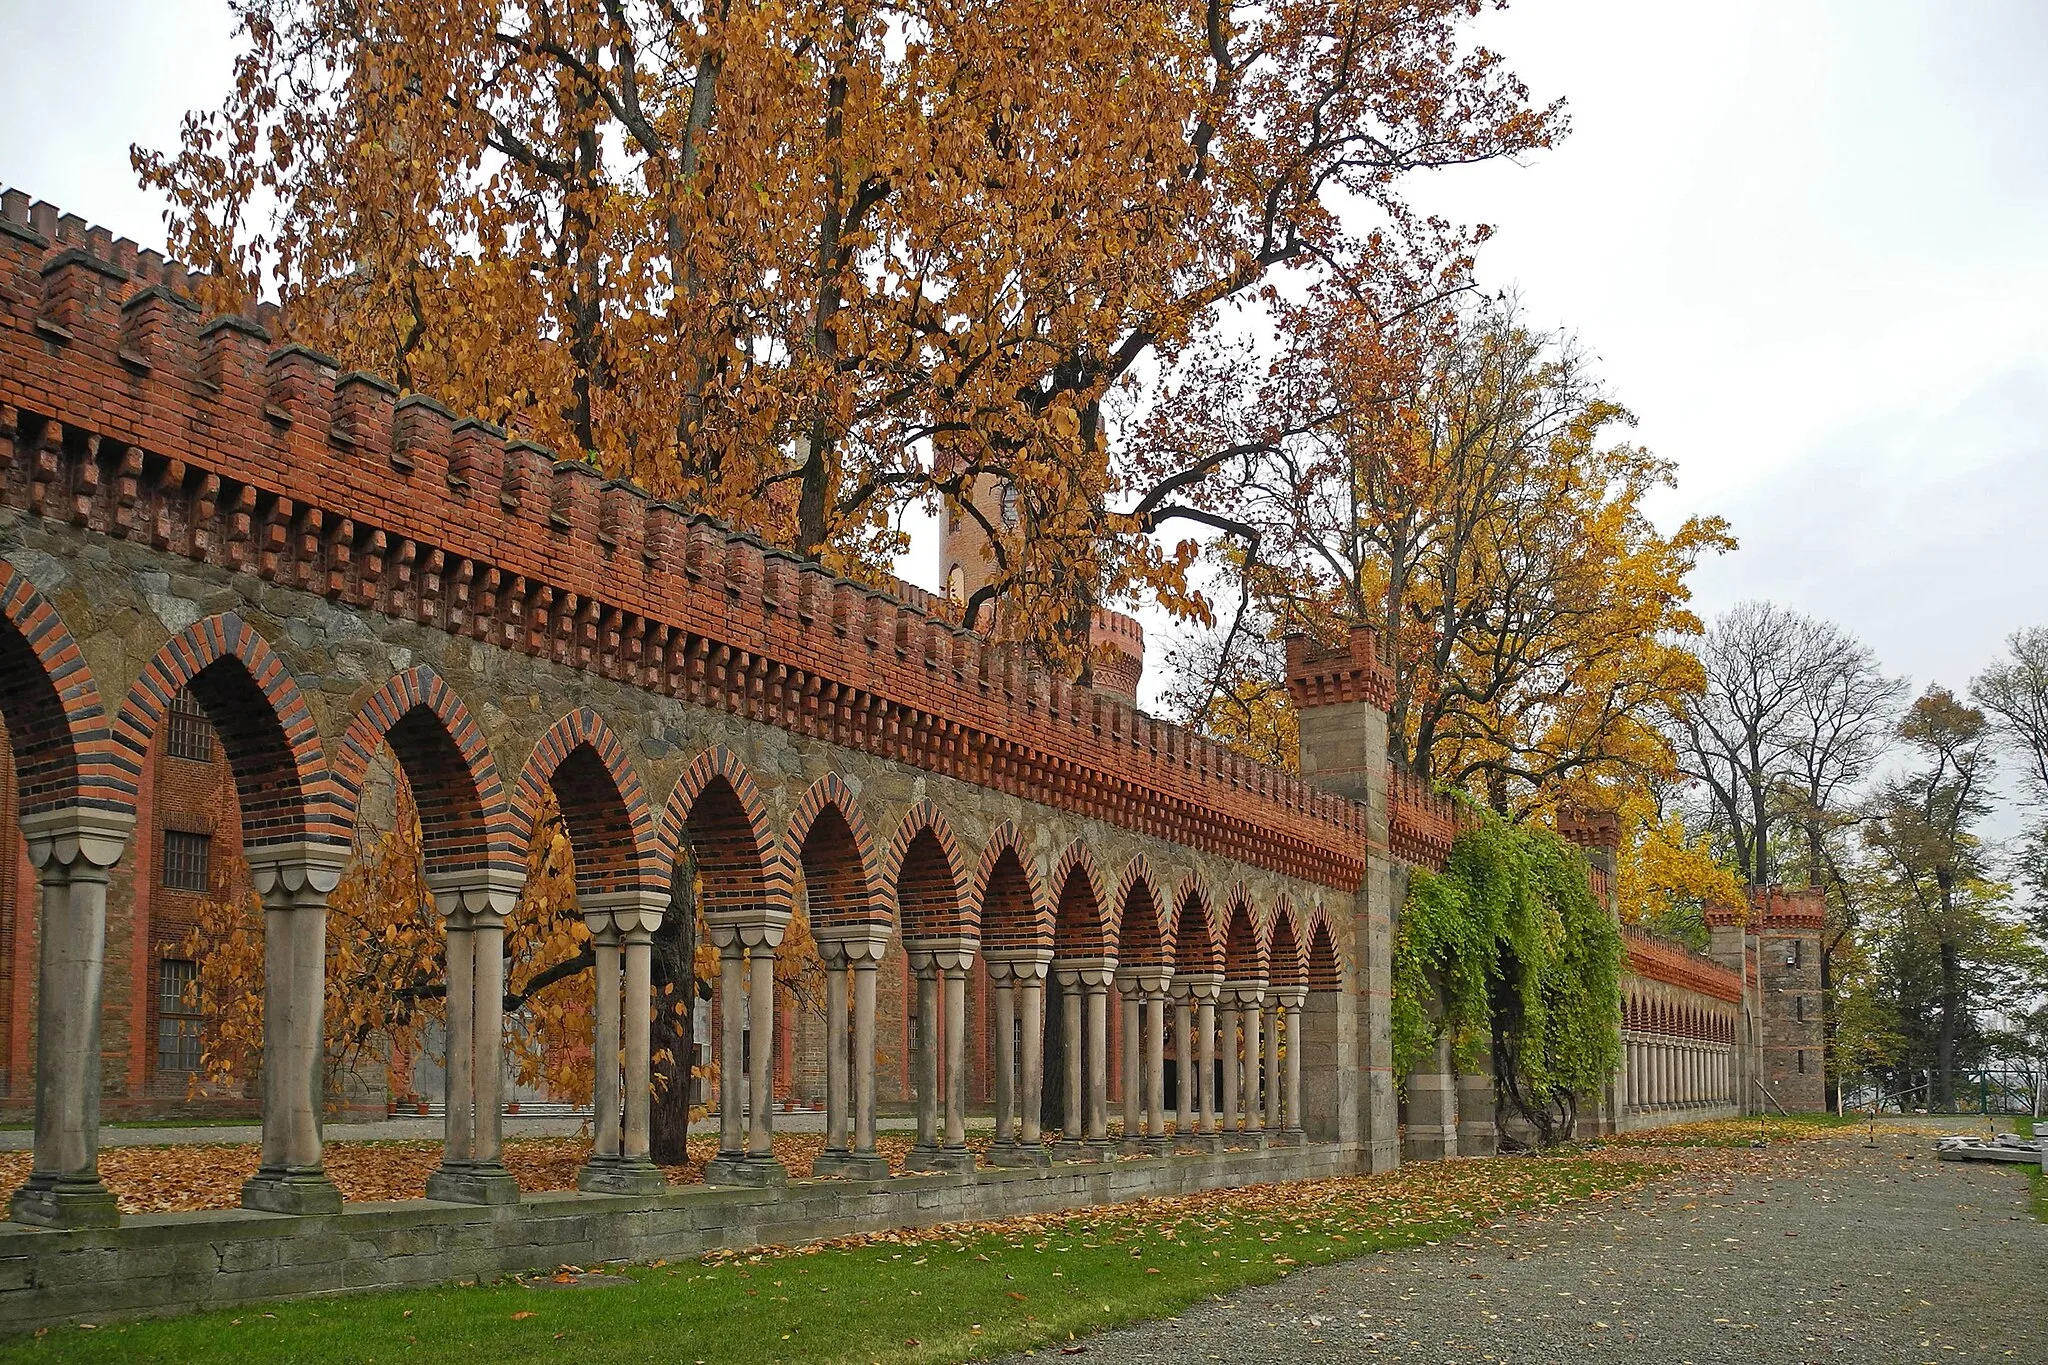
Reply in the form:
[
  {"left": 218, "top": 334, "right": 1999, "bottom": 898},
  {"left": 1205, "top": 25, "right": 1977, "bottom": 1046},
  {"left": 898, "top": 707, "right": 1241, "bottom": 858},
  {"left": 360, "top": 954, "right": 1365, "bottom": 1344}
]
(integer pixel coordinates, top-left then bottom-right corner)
[
  {"left": 970, "top": 821, "right": 1050, "bottom": 951},
  {"left": 333, "top": 666, "right": 518, "bottom": 878},
  {"left": 1266, "top": 898, "right": 1307, "bottom": 989},
  {"left": 1304, "top": 909, "right": 1342, "bottom": 990},
  {"left": 0, "top": 559, "right": 122, "bottom": 817},
  {"left": 657, "top": 746, "right": 791, "bottom": 921},
  {"left": 508, "top": 708, "right": 660, "bottom": 899},
  {"left": 114, "top": 615, "right": 341, "bottom": 848},
  {"left": 882, "top": 799, "right": 970, "bottom": 939},
  {"left": 789, "top": 774, "right": 886, "bottom": 928},
  {"left": 1170, "top": 878, "right": 1223, "bottom": 974},
  {"left": 1113, "top": 856, "right": 1167, "bottom": 966},
  {"left": 1050, "top": 841, "right": 1112, "bottom": 957},
  {"left": 1222, "top": 887, "right": 1267, "bottom": 981}
]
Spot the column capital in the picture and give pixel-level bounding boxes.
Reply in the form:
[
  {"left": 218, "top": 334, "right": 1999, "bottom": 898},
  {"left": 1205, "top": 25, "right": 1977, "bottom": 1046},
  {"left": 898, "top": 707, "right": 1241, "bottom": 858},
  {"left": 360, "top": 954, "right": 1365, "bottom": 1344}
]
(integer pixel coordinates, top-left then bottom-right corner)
[
  {"left": 814, "top": 921, "right": 893, "bottom": 966},
  {"left": 705, "top": 908, "right": 789, "bottom": 950},
  {"left": 1171, "top": 970, "right": 1223, "bottom": 1003},
  {"left": 1271, "top": 985, "right": 1308, "bottom": 1009},
  {"left": 246, "top": 839, "right": 352, "bottom": 910},
  {"left": 1053, "top": 956, "right": 1117, "bottom": 989},
  {"left": 1222, "top": 977, "right": 1268, "bottom": 1005},
  {"left": 19, "top": 805, "right": 135, "bottom": 879},
  {"left": 1115, "top": 963, "right": 1174, "bottom": 998},
  {"left": 425, "top": 866, "right": 525, "bottom": 924},
  {"left": 983, "top": 948, "right": 1054, "bottom": 983},
  {"left": 581, "top": 887, "right": 668, "bottom": 938},
  {"left": 905, "top": 936, "right": 977, "bottom": 974}
]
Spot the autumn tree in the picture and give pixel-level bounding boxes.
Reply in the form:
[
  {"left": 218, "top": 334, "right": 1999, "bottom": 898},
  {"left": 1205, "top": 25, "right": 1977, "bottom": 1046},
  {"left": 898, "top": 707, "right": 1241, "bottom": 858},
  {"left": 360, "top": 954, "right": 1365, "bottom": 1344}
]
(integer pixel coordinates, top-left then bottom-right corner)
[{"left": 1163, "top": 293, "right": 1728, "bottom": 816}]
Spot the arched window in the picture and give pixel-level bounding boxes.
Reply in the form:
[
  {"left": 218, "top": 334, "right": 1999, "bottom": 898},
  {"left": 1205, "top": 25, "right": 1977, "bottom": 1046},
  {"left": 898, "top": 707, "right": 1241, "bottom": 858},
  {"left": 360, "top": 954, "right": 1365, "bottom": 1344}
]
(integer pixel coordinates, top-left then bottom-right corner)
[{"left": 946, "top": 564, "right": 965, "bottom": 605}]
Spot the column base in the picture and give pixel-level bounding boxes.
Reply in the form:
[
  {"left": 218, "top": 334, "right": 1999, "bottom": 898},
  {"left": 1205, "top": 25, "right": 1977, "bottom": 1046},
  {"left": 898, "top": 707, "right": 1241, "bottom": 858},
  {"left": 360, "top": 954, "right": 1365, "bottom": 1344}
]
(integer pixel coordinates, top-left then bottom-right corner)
[
  {"left": 987, "top": 1142, "right": 1051, "bottom": 1170},
  {"left": 1084, "top": 1138, "right": 1118, "bottom": 1161},
  {"left": 425, "top": 1162, "right": 522, "bottom": 1205},
  {"left": 1047, "top": 1140, "right": 1097, "bottom": 1162},
  {"left": 9, "top": 1173, "right": 119, "bottom": 1229},
  {"left": 577, "top": 1158, "right": 666, "bottom": 1195},
  {"left": 812, "top": 1151, "right": 891, "bottom": 1181},
  {"left": 241, "top": 1167, "right": 343, "bottom": 1215},
  {"left": 704, "top": 1154, "right": 787, "bottom": 1187},
  {"left": 1264, "top": 1129, "right": 1304, "bottom": 1149},
  {"left": 904, "top": 1145, "right": 976, "bottom": 1175}
]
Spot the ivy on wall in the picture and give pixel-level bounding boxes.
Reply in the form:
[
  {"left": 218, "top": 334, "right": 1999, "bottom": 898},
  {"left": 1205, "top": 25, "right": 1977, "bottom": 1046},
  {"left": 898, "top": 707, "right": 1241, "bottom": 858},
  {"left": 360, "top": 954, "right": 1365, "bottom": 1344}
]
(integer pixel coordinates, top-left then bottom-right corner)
[{"left": 1392, "top": 817, "right": 1624, "bottom": 1145}]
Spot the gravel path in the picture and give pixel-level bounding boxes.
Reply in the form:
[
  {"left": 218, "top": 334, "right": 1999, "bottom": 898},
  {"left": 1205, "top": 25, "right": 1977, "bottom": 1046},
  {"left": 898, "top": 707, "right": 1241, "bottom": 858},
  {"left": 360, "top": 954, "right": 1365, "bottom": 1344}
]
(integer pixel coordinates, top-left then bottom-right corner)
[{"left": 1004, "top": 1129, "right": 2046, "bottom": 1364}]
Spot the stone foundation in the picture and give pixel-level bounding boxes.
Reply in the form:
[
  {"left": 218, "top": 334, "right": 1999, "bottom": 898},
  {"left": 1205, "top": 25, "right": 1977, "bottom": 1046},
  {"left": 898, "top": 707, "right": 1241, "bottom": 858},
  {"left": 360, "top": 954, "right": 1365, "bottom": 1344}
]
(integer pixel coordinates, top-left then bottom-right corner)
[{"left": 0, "top": 1143, "right": 1357, "bottom": 1332}]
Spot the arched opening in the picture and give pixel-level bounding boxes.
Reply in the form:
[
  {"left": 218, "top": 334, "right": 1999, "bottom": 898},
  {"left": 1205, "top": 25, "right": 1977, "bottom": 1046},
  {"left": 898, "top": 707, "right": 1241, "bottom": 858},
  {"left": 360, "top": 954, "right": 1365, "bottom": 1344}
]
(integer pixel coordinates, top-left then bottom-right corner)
[{"left": 1043, "top": 851, "right": 1108, "bottom": 1142}]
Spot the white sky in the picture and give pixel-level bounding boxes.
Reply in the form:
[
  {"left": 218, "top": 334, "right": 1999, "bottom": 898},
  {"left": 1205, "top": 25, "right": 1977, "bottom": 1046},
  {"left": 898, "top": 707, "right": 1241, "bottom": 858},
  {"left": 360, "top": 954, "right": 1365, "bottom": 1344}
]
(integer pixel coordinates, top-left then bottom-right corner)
[{"left": 4, "top": 0, "right": 2044, "bottom": 713}]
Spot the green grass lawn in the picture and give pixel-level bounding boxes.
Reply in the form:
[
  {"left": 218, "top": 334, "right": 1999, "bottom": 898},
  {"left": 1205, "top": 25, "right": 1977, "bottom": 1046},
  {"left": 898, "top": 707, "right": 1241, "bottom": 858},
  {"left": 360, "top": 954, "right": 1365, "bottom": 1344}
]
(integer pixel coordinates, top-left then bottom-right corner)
[{"left": 0, "top": 1157, "right": 1653, "bottom": 1365}]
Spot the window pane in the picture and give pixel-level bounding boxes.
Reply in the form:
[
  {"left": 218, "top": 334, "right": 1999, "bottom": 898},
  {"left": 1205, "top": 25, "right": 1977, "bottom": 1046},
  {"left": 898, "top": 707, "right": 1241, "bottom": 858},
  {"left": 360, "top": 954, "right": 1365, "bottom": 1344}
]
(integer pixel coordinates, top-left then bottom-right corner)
[
  {"left": 162, "top": 831, "right": 211, "bottom": 893},
  {"left": 165, "top": 687, "right": 214, "bottom": 762}
]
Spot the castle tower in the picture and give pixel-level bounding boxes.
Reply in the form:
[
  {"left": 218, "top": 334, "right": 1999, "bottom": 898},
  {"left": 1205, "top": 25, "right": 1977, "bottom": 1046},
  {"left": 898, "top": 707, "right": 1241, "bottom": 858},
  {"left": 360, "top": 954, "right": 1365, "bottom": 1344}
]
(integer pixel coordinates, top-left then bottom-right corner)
[
  {"left": 940, "top": 477, "right": 1145, "bottom": 704},
  {"left": 1751, "top": 886, "right": 1826, "bottom": 1113}
]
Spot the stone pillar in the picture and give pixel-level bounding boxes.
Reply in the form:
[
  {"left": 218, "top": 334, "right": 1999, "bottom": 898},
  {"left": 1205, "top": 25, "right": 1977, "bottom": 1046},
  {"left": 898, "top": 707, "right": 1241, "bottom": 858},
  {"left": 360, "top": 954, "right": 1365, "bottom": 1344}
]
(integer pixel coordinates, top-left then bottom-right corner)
[
  {"left": 425, "top": 868, "right": 523, "bottom": 1205},
  {"left": 1184, "top": 973, "right": 1221, "bottom": 1148},
  {"left": 1263, "top": 998, "right": 1283, "bottom": 1132},
  {"left": 1403, "top": 1029, "right": 1458, "bottom": 1161},
  {"left": 1082, "top": 966, "right": 1114, "bottom": 1152},
  {"left": 904, "top": 940, "right": 976, "bottom": 1174},
  {"left": 1052, "top": 967, "right": 1089, "bottom": 1160},
  {"left": 985, "top": 950, "right": 1052, "bottom": 1168},
  {"left": 580, "top": 922, "right": 622, "bottom": 1186},
  {"left": 1115, "top": 970, "right": 1144, "bottom": 1153},
  {"left": 704, "top": 915, "right": 788, "bottom": 1186},
  {"left": 1219, "top": 999, "right": 1240, "bottom": 1142},
  {"left": 1241, "top": 986, "right": 1265, "bottom": 1144},
  {"left": 1144, "top": 981, "right": 1169, "bottom": 1150},
  {"left": 813, "top": 925, "right": 890, "bottom": 1180},
  {"left": 8, "top": 807, "right": 134, "bottom": 1229},
  {"left": 575, "top": 890, "right": 666, "bottom": 1194},
  {"left": 820, "top": 941, "right": 851, "bottom": 1160},
  {"left": 240, "top": 842, "right": 349, "bottom": 1215},
  {"left": 1273, "top": 986, "right": 1309, "bottom": 1145},
  {"left": 1454, "top": 1033, "right": 1497, "bottom": 1158},
  {"left": 1170, "top": 981, "right": 1196, "bottom": 1145}
]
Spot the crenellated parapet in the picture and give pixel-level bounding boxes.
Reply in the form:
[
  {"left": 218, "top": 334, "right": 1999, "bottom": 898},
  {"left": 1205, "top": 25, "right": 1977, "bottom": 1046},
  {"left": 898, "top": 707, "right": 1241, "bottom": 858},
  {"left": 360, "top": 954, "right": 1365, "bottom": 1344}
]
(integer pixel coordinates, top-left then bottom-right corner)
[{"left": 0, "top": 187, "right": 1370, "bottom": 891}]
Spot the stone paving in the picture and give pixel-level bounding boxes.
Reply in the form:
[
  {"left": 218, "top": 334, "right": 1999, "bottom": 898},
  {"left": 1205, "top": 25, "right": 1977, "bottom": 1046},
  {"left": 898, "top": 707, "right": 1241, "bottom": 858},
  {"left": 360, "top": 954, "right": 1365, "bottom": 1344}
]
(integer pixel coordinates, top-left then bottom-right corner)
[{"left": 1007, "top": 1127, "right": 2047, "bottom": 1364}]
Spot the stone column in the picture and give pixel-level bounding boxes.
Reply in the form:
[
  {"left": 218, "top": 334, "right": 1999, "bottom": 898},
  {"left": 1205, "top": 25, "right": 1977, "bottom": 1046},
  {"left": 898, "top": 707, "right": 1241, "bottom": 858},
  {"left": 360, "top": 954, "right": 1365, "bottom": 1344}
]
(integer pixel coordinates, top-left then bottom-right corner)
[
  {"left": 820, "top": 940, "right": 851, "bottom": 1161},
  {"left": 424, "top": 868, "right": 523, "bottom": 1205},
  {"left": 985, "top": 950, "right": 1053, "bottom": 1168},
  {"left": 1185, "top": 974, "right": 1221, "bottom": 1149},
  {"left": 1240, "top": 985, "right": 1266, "bottom": 1145},
  {"left": 1051, "top": 967, "right": 1089, "bottom": 1160},
  {"left": 1274, "top": 986, "right": 1309, "bottom": 1146},
  {"left": 813, "top": 925, "right": 890, "bottom": 1180},
  {"left": 579, "top": 921, "right": 623, "bottom": 1187},
  {"left": 704, "top": 915, "right": 788, "bottom": 1186},
  {"left": 1218, "top": 999, "right": 1240, "bottom": 1143},
  {"left": 1170, "top": 981, "right": 1196, "bottom": 1146},
  {"left": 940, "top": 944, "right": 975, "bottom": 1167},
  {"left": 576, "top": 889, "right": 666, "bottom": 1194},
  {"left": 1082, "top": 965, "right": 1114, "bottom": 1152},
  {"left": 1263, "top": 998, "right": 1283, "bottom": 1132},
  {"left": 241, "top": 841, "right": 349, "bottom": 1215},
  {"left": 904, "top": 949, "right": 942, "bottom": 1168},
  {"left": 8, "top": 807, "right": 133, "bottom": 1229},
  {"left": 1144, "top": 980, "right": 1170, "bottom": 1151},
  {"left": 1114, "top": 970, "right": 1144, "bottom": 1154}
]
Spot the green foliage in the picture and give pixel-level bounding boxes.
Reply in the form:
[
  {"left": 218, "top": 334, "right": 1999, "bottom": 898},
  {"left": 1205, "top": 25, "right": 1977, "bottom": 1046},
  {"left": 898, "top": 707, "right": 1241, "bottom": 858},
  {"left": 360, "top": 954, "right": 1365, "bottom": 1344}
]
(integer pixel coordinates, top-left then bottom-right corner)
[{"left": 1392, "top": 817, "right": 1624, "bottom": 1115}]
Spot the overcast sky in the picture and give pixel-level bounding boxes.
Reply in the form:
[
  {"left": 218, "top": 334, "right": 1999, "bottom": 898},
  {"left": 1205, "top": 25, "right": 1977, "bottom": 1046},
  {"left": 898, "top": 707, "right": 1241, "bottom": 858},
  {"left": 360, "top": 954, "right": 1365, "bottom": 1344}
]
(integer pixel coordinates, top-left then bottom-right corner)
[{"left": 4, "top": 0, "right": 2043, "bottom": 710}]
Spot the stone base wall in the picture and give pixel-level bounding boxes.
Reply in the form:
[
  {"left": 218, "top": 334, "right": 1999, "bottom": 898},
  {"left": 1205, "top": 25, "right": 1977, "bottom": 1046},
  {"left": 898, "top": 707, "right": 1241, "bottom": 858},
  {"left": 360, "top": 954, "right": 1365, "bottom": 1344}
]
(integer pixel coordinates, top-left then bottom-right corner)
[
  {"left": 0, "top": 1145, "right": 1358, "bottom": 1332},
  {"left": 1614, "top": 1101, "right": 1739, "bottom": 1134}
]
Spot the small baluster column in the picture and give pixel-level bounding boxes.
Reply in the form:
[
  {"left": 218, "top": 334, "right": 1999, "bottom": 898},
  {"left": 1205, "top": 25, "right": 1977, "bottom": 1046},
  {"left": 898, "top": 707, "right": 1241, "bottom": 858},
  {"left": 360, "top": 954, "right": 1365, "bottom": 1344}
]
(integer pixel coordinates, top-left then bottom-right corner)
[
  {"left": 704, "top": 914, "right": 789, "bottom": 1186},
  {"left": 1184, "top": 974, "right": 1222, "bottom": 1150},
  {"left": 904, "top": 939, "right": 977, "bottom": 1174},
  {"left": 1081, "top": 962, "right": 1116, "bottom": 1155},
  {"left": 1051, "top": 965, "right": 1090, "bottom": 1160},
  {"left": 813, "top": 924, "right": 893, "bottom": 1180},
  {"left": 1114, "top": 967, "right": 1145, "bottom": 1154},
  {"left": 985, "top": 950, "right": 1054, "bottom": 1168},
  {"left": 1170, "top": 978, "right": 1197, "bottom": 1147},
  {"left": 575, "top": 890, "right": 666, "bottom": 1194},
  {"left": 426, "top": 868, "right": 524, "bottom": 1205},
  {"left": 1274, "top": 985, "right": 1309, "bottom": 1145}
]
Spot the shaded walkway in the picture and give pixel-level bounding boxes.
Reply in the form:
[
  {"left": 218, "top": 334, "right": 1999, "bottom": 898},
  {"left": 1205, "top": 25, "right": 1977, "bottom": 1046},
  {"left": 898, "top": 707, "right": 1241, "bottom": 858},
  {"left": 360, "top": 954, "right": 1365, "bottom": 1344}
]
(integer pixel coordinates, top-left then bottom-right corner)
[{"left": 1013, "top": 1129, "right": 2047, "bottom": 1363}]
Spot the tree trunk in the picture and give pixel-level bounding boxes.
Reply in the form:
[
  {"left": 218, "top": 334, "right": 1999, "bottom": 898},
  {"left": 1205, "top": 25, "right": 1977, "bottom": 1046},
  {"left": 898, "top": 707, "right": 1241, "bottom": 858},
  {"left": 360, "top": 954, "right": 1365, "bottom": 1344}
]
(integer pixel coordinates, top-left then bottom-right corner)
[
  {"left": 649, "top": 880, "right": 700, "bottom": 1166},
  {"left": 1935, "top": 937, "right": 1962, "bottom": 1111}
]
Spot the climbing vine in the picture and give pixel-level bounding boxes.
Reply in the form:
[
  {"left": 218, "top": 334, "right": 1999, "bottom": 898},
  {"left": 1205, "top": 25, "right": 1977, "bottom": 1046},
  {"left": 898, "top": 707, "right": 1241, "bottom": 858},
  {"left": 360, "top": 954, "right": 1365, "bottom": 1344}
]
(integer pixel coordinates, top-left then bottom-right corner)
[{"left": 1392, "top": 817, "right": 1623, "bottom": 1146}]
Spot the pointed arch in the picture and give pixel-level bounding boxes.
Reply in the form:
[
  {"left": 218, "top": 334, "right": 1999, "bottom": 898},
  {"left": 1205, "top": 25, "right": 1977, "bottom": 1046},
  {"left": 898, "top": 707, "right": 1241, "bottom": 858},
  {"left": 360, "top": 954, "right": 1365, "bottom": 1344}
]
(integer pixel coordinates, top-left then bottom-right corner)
[
  {"left": 508, "top": 707, "right": 660, "bottom": 899},
  {"left": 656, "top": 745, "right": 791, "bottom": 920},
  {"left": 0, "top": 559, "right": 122, "bottom": 817},
  {"left": 788, "top": 774, "right": 886, "bottom": 929},
  {"left": 1113, "top": 854, "right": 1166, "bottom": 966},
  {"left": 334, "top": 666, "right": 517, "bottom": 877},
  {"left": 115, "top": 613, "right": 339, "bottom": 848},
  {"left": 1171, "top": 875, "right": 1222, "bottom": 975},
  {"left": 1266, "top": 897, "right": 1306, "bottom": 989},
  {"left": 1049, "top": 840, "right": 1111, "bottom": 957},
  {"left": 1221, "top": 885, "right": 1266, "bottom": 981},
  {"left": 971, "top": 821, "right": 1050, "bottom": 952},
  {"left": 1305, "top": 912, "right": 1342, "bottom": 991},
  {"left": 881, "top": 799, "right": 970, "bottom": 939}
]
